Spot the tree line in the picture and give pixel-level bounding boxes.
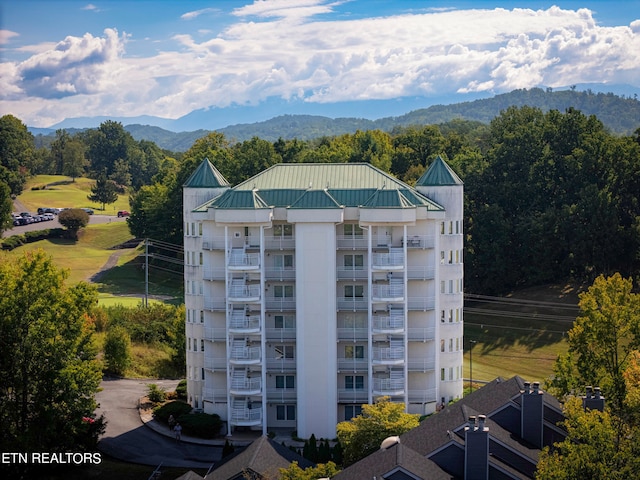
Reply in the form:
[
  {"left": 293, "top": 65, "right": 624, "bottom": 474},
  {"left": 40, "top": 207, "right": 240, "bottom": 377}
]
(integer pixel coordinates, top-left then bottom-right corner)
[{"left": 2, "top": 106, "right": 640, "bottom": 294}]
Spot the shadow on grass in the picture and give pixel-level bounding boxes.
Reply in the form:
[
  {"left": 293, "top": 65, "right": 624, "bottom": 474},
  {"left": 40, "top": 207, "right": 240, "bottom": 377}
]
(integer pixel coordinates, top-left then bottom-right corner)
[{"left": 94, "top": 255, "right": 183, "bottom": 305}]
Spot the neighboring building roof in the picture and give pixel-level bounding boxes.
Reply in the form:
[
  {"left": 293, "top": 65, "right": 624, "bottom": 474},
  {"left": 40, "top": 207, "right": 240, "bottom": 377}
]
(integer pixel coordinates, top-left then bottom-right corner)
[
  {"left": 415, "top": 155, "right": 463, "bottom": 186},
  {"left": 333, "top": 376, "right": 566, "bottom": 480},
  {"left": 198, "top": 163, "right": 443, "bottom": 211},
  {"left": 184, "top": 158, "right": 230, "bottom": 188},
  {"left": 206, "top": 435, "right": 314, "bottom": 480}
]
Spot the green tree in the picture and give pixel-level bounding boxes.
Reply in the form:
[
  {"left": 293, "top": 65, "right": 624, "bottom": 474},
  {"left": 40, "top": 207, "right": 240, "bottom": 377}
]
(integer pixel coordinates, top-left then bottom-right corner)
[
  {"left": 0, "top": 114, "right": 34, "bottom": 195},
  {"left": 87, "top": 173, "right": 119, "bottom": 210},
  {"left": 58, "top": 208, "right": 90, "bottom": 239},
  {"left": 536, "top": 397, "right": 640, "bottom": 479},
  {"left": 0, "top": 181, "right": 12, "bottom": 233},
  {"left": 0, "top": 250, "right": 102, "bottom": 454},
  {"left": 279, "top": 461, "right": 340, "bottom": 480},
  {"left": 103, "top": 325, "right": 132, "bottom": 376},
  {"left": 85, "top": 120, "right": 135, "bottom": 177},
  {"left": 62, "top": 138, "right": 88, "bottom": 180},
  {"left": 336, "top": 397, "right": 420, "bottom": 466}
]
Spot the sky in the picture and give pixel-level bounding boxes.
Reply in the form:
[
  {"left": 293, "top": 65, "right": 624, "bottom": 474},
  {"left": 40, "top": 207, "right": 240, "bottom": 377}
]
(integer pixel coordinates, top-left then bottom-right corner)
[{"left": 1, "top": 0, "right": 639, "bottom": 128}]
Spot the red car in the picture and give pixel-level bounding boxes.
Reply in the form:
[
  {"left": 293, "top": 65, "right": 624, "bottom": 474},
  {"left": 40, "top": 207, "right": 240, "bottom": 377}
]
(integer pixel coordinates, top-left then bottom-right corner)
[{"left": 117, "top": 210, "right": 130, "bottom": 217}]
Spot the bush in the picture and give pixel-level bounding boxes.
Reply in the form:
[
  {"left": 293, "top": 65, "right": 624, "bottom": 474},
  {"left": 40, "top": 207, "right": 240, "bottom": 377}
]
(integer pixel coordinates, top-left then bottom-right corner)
[
  {"left": 58, "top": 208, "right": 90, "bottom": 238},
  {"left": 103, "top": 325, "right": 131, "bottom": 375},
  {"left": 176, "top": 412, "right": 223, "bottom": 439},
  {"left": 175, "top": 379, "right": 187, "bottom": 400},
  {"left": 153, "top": 401, "right": 192, "bottom": 423},
  {"left": 147, "top": 383, "right": 166, "bottom": 404}
]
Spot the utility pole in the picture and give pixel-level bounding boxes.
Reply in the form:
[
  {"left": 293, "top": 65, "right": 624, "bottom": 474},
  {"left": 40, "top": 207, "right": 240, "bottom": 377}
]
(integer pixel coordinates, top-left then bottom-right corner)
[
  {"left": 145, "top": 238, "right": 149, "bottom": 307},
  {"left": 469, "top": 339, "right": 477, "bottom": 394}
]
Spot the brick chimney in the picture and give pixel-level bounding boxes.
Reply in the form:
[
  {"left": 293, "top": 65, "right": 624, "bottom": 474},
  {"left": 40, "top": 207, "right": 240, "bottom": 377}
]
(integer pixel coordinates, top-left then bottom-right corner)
[
  {"left": 582, "top": 386, "right": 605, "bottom": 412},
  {"left": 465, "top": 415, "right": 489, "bottom": 480},
  {"left": 521, "top": 381, "right": 544, "bottom": 448}
]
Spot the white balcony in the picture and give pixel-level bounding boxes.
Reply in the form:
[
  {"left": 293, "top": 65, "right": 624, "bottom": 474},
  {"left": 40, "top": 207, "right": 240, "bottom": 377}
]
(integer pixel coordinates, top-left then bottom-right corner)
[
  {"left": 408, "top": 388, "right": 438, "bottom": 403},
  {"left": 407, "top": 266, "right": 435, "bottom": 280},
  {"left": 202, "top": 237, "right": 225, "bottom": 250},
  {"left": 265, "top": 267, "right": 296, "bottom": 281},
  {"left": 204, "top": 299, "right": 226, "bottom": 311},
  {"left": 337, "top": 327, "right": 368, "bottom": 341},
  {"left": 372, "top": 284, "right": 405, "bottom": 302},
  {"left": 373, "top": 377, "right": 405, "bottom": 396},
  {"left": 407, "top": 327, "right": 436, "bottom": 342},
  {"left": 265, "top": 297, "right": 296, "bottom": 311},
  {"left": 204, "top": 356, "right": 227, "bottom": 371},
  {"left": 371, "top": 251, "right": 404, "bottom": 270},
  {"left": 229, "top": 346, "right": 261, "bottom": 365},
  {"left": 336, "top": 235, "right": 368, "bottom": 250},
  {"left": 337, "top": 297, "right": 368, "bottom": 311},
  {"left": 266, "top": 357, "right": 296, "bottom": 372},
  {"left": 230, "top": 406, "right": 262, "bottom": 426},
  {"left": 230, "top": 376, "right": 262, "bottom": 396},
  {"left": 264, "top": 236, "right": 295, "bottom": 250},
  {"left": 407, "top": 359, "right": 436, "bottom": 372},
  {"left": 228, "top": 314, "right": 261, "bottom": 334},
  {"left": 265, "top": 327, "right": 296, "bottom": 342},
  {"left": 372, "top": 346, "right": 405, "bottom": 365},
  {"left": 337, "top": 389, "right": 368, "bottom": 403},
  {"left": 203, "top": 267, "right": 225, "bottom": 281},
  {"left": 407, "top": 298, "right": 436, "bottom": 311},
  {"left": 372, "top": 314, "right": 405, "bottom": 334},
  {"left": 228, "top": 252, "right": 261, "bottom": 270},
  {"left": 203, "top": 388, "right": 228, "bottom": 403},
  {"left": 266, "top": 388, "right": 297, "bottom": 402},
  {"left": 336, "top": 267, "right": 368, "bottom": 280},
  {"left": 337, "top": 357, "right": 368, "bottom": 372},
  {"left": 402, "top": 235, "right": 435, "bottom": 249},
  {"left": 204, "top": 327, "right": 226, "bottom": 341},
  {"left": 228, "top": 284, "right": 261, "bottom": 302}
]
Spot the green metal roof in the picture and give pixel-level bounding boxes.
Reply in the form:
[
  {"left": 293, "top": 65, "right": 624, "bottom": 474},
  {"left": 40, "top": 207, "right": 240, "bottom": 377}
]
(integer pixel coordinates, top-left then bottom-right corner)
[
  {"left": 183, "top": 158, "right": 230, "bottom": 188},
  {"left": 202, "top": 163, "right": 444, "bottom": 211},
  {"left": 415, "top": 156, "right": 463, "bottom": 186}
]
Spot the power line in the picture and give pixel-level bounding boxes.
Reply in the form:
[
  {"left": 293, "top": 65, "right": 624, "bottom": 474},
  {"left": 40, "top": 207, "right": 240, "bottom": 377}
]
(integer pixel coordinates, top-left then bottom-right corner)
[{"left": 464, "top": 292, "right": 580, "bottom": 310}]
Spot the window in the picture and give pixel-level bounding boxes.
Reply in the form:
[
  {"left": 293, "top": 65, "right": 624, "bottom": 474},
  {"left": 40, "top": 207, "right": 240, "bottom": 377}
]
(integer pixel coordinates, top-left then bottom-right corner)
[
  {"left": 440, "top": 251, "right": 445, "bottom": 264},
  {"left": 344, "top": 254, "right": 364, "bottom": 270},
  {"left": 448, "top": 250, "right": 453, "bottom": 264},
  {"left": 449, "top": 338, "right": 453, "bottom": 352},
  {"left": 440, "top": 281, "right": 445, "bottom": 294},
  {"left": 274, "top": 254, "right": 294, "bottom": 269},
  {"left": 342, "top": 314, "right": 366, "bottom": 329},
  {"left": 344, "top": 224, "right": 363, "bottom": 237},
  {"left": 275, "top": 315, "right": 295, "bottom": 329},
  {"left": 345, "top": 345, "right": 364, "bottom": 359},
  {"left": 344, "top": 285, "right": 364, "bottom": 298},
  {"left": 201, "top": 339, "right": 205, "bottom": 352},
  {"left": 441, "top": 310, "right": 445, "bottom": 323},
  {"left": 345, "top": 375, "right": 364, "bottom": 390},
  {"left": 187, "top": 310, "right": 191, "bottom": 323},
  {"left": 201, "top": 368, "right": 205, "bottom": 380},
  {"left": 276, "top": 375, "right": 295, "bottom": 389},
  {"left": 188, "top": 338, "right": 191, "bottom": 350},
  {"left": 345, "top": 405, "right": 362, "bottom": 420},
  {"left": 276, "top": 405, "right": 296, "bottom": 420},
  {"left": 273, "top": 224, "right": 293, "bottom": 237},
  {"left": 274, "top": 285, "right": 294, "bottom": 298},
  {"left": 199, "top": 252, "right": 203, "bottom": 265},
  {"left": 449, "top": 310, "right": 453, "bottom": 323},
  {"left": 198, "top": 222, "right": 203, "bottom": 236},
  {"left": 200, "top": 310, "right": 204, "bottom": 323},
  {"left": 275, "top": 345, "right": 294, "bottom": 359},
  {"left": 440, "top": 222, "right": 445, "bottom": 235},
  {"left": 441, "top": 368, "right": 445, "bottom": 381}
]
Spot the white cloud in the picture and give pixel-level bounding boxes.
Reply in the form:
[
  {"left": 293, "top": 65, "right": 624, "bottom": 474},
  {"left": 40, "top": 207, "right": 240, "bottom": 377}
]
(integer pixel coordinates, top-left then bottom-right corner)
[
  {"left": 0, "top": 29, "right": 19, "bottom": 44},
  {"left": 181, "top": 8, "right": 220, "bottom": 20},
  {"left": 2, "top": 2, "right": 639, "bottom": 126}
]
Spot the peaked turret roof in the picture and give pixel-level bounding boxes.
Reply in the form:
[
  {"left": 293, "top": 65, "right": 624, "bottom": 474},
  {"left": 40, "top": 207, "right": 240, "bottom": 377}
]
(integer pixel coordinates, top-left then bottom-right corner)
[
  {"left": 183, "top": 158, "right": 229, "bottom": 188},
  {"left": 416, "top": 155, "right": 463, "bottom": 186}
]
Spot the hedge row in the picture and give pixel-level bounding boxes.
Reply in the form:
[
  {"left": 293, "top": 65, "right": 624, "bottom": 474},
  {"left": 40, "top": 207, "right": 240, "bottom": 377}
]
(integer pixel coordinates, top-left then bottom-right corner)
[
  {"left": 1, "top": 228, "right": 65, "bottom": 250},
  {"left": 154, "top": 401, "right": 223, "bottom": 439}
]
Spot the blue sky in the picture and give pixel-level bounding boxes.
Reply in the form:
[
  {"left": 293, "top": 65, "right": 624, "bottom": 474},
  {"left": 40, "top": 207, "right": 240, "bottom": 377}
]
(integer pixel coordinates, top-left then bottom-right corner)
[{"left": 1, "top": 0, "right": 639, "bottom": 127}]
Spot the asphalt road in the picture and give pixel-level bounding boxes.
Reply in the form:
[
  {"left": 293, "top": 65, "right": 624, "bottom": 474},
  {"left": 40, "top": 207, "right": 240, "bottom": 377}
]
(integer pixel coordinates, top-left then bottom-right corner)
[
  {"left": 3, "top": 214, "right": 128, "bottom": 238},
  {"left": 95, "top": 378, "right": 221, "bottom": 469}
]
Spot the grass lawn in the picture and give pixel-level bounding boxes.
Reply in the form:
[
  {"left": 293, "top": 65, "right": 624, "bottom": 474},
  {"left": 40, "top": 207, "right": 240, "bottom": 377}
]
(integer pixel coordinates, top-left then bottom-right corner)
[{"left": 19, "top": 175, "right": 131, "bottom": 214}]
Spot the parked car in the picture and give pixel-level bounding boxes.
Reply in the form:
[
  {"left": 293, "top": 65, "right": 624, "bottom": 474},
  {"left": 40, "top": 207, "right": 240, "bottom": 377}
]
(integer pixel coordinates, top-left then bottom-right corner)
[
  {"left": 117, "top": 210, "right": 130, "bottom": 217},
  {"left": 82, "top": 208, "right": 94, "bottom": 215}
]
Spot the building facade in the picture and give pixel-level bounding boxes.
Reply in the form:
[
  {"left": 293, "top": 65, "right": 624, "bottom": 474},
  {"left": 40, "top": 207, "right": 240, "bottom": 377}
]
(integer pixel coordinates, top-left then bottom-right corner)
[{"left": 183, "top": 157, "right": 464, "bottom": 439}]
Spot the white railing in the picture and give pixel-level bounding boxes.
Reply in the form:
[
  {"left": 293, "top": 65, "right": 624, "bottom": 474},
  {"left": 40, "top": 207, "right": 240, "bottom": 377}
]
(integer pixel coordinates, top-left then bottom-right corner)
[
  {"left": 336, "top": 267, "right": 368, "bottom": 280},
  {"left": 204, "top": 299, "right": 226, "bottom": 311},
  {"left": 266, "top": 358, "right": 296, "bottom": 371},
  {"left": 408, "top": 388, "right": 438, "bottom": 403},
  {"left": 228, "top": 284, "right": 261, "bottom": 300},
  {"left": 372, "top": 252, "right": 404, "bottom": 268},
  {"left": 228, "top": 252, "right": 260, "bottom": 269},
  {"left": 407, "top": 327, "right": 436, "bottom": 341},
  {"left": 264, "top": 267, "right": 296, "bottom": 281},
  {"left": 407, "top": 359, "right": 436, "bottom": 371},
  {"left": 229, "top": 315, "right": 261, "bottom": 332},
  {"left": 229, "top": 346, "right": 261, "bottom": 362},
  {"left": 203, "top": 267, "right": 225, "bottom": 281},
  {"left": 264, "top": 236, "right": 295, "bottom": 250},
  {"left": 402, "top": 235, "right": 435, "bottom": 249},
  {"left": 372, "top": 346, "right": 405, "bottom": 362},
  {"left": 372, "top": 315, "right": 405, "bottom": 332},
  {"left": 230, "top": 376, "right": 262, "bottom": 392},
  {"left": 373, "top": 377, "right": 405, "bottom": 393},
  {"left": 266, "top": 388, "right": 297, "bottom": 402},
  {"left": 337, "top": 389, "right": 368, "bottom": 403},
  {"left": 204, "top": 356, "right": 227, "bottom": 371},
  {"left": 265, "top": 298, "right": 296, "bottom": 311},
  {"left": 372, "top": 284, "right": 405, "bottom": 300},
  {"left": 336, "top": 235, "right": 368, "bottom": 250},
  {"left": 337, "top": 327, "right": 368, "bottom": 341},
  {"left": 230, "top": 407, "right": 262, "bottom": 424},
  {"left": 407, "top": 266, "right": 435, "bottom": 280},
  {"left": 203, "top": 388, "right": 228, "bottom": 402},
  {"left": 337, "top": 297, "right": 368, "bottom": 311},
  {"left": 407, "top": 298, "right": 436, "bottom": 311},
  {"left": 204, "top": 327, "right": 226, "bottom": 341},
  {"left": 202, "top": 237, "right": 226, "bottom": 250},
  {"left": 265, "top": 328, "right": 296, "bottom": 341},
  {"left": 337, "top": 357, "right": 368, "bottom": 371}
]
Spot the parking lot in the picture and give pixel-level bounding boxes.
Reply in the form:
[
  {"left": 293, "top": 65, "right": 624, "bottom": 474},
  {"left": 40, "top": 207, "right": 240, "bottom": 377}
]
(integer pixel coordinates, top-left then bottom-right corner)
[{"left": 4, "top": 211, "right": 128, "bottom": 238}]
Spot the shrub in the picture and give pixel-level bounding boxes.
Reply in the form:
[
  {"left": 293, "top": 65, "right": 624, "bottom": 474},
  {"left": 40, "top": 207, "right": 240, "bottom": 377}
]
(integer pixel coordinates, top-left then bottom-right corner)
[
  {"left": 175, "top": 379, "right": 187, "bottom": 400},
  {"left": 58, "top": 208, "right": 90, "bottom": 238},
  {"left": 103, "top": 325, "right": 131, "bottom": 375},
  {"left": 153, "top": 401, "right": 192, "bottom": 423},
  {"left": 147, "top": 383, "right": 166, "bottom": 404},
  {"left": 176, "top": 412, "right": 223, "bottom": 439}
]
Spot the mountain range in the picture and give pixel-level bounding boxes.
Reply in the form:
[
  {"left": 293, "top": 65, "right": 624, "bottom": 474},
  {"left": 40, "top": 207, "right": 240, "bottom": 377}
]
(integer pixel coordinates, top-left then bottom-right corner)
[{"left": 29, "top": 84, "right": 640, "bottom": 152}]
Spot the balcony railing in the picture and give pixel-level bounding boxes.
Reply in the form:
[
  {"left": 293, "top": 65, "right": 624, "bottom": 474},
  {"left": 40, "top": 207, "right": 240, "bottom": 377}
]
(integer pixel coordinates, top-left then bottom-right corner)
[
  {"left": 407, "top": 359, "right": 436, "bottom": 372},
  {"left": 230, "top": 407, "right": 262, "bottom": 426},
  {"left": 266, "top": 388, "right": 297, "bottom": 402},
  {"left": 372, "top": 346, "right": 405, "bottom": 364},
  {"left": 337, "top": 357, "right": 368, "bottom": 371},
  {"left": 266, "top": 357, "right": 296, "bottom": 371},
  {"left": 336, "top": 235, "right": 368, "bottom": 250},
  {"left": 408, "top": 388, "right": 438, "bottom": 403},
  {"left": 407, "top": 327, "right": 436, "bottom": 342},
  {"left": 372, "top": 315, "right": 405, "bottom": 333},
  {"left": 204, "top": 299, "right": 226, "bottom": 311},
  {"left": 264, "top": 236, "right": 295, "bottom": 250},
  {"left": 407, "top": 298, "right": 436, "bottom": 311},
  {"left": 265, "top": 297, "right": 296, "bottom": 311},
  {"left": 337, "top": 327, "right": 368, "bottom": 341},
  {"left": 372, "top": 252, "right": 404, "bottom": 269},
  {"left": 204, "top": 356, "right": 227, "bottom": 371},
  {"left": 407, "top": 266, "right": 435, "bottom": 280},
  {"left": 228, "top": 314, "right": 261, "bottom": 333},
  {"left": 202, "top": 237, "right": 226, "bottom": 250},
  {"left": 265, "top": 267, "right": 296, "bottom": 281},
  {"left": 203, "top": 388, "right": 228, "bottom": 403},
  {"left": 203, "top": 267, "right": 225, "bottom": 281},
  {"left": 372, "top": 377, "right": 405, "bottom": 395},
  {"left": 336, "top": 267, "right": 368, "bottom": 280},
  {"left": 265, "top": 328, "right": 296, "bottom": 341},
  {"left": 229, "top": 377, "right": 262, "bottom": 395},
  {"left": 337, "top": 297, "right": 368, "bottom": 311},
  {"left": 372, "top": 284, "right": 405, "bottom": 301},
  {"left": 228, "top": 252, "right": 260, "bottom": 270},
  {"left": 402, "top": 235, "right": 435, "bottom": 249},
  {"left": 229, "top": 346, "right": 261, "bottom": 364},
  {"left": 204, "top": 327, "right": 226, "bottom": 341},
  {"left": 337, "top": 389, "right": 368, "bottom": 403},
  {"left": 228, "top": 284, "right": 261, "bottom": 302}
]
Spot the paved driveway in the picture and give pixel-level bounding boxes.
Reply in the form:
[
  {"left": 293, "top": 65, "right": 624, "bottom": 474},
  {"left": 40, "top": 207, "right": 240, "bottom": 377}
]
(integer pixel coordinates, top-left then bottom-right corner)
[{"left": 95, "top": 378, "right": 221, "bottom": 469}]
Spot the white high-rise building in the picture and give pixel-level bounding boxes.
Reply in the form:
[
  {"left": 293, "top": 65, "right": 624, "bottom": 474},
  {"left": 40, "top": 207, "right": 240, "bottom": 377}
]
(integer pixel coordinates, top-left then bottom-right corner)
[{"left": 183, "top": 157, "right": 463, "bottom": 439}]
